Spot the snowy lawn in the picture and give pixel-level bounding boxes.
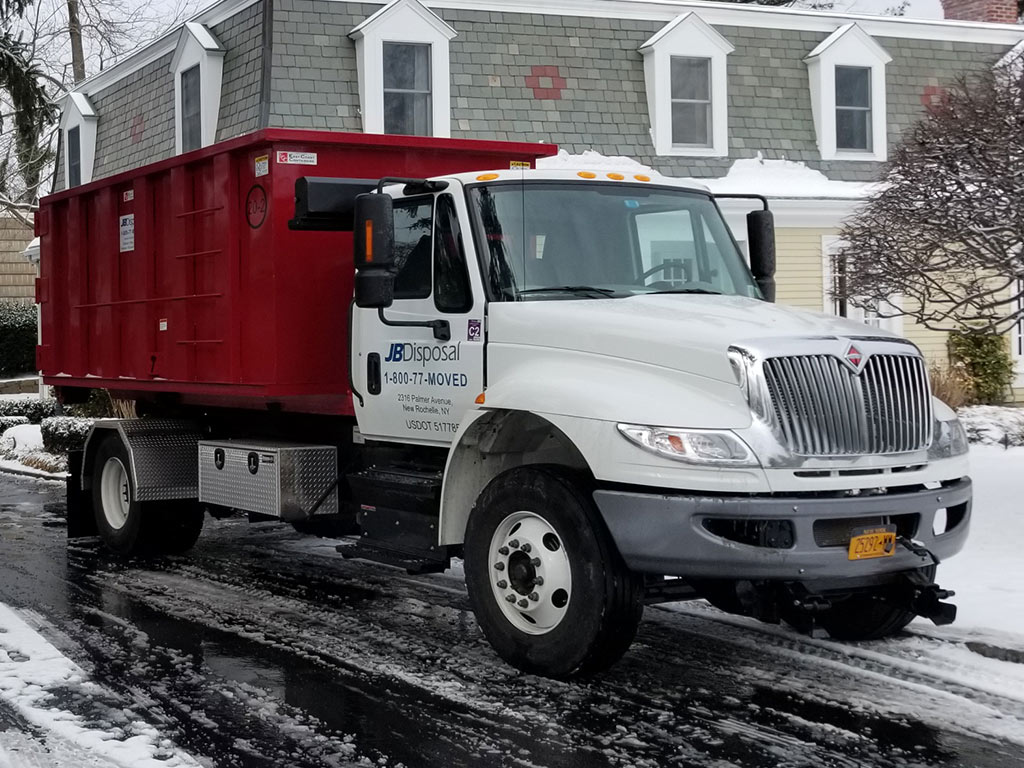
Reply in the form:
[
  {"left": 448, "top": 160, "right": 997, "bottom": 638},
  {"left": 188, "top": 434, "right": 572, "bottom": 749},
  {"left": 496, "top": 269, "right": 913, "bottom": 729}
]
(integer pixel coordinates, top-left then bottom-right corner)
[{"left": 926, "top": 445, "right": 1024, "bottom": 641}]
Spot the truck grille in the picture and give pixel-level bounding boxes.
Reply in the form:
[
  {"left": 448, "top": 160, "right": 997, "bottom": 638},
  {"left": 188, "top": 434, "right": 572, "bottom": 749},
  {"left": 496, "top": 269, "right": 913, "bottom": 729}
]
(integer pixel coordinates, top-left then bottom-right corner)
[{"left": 762, "top": 354, "right": 931, "bottom": 456}]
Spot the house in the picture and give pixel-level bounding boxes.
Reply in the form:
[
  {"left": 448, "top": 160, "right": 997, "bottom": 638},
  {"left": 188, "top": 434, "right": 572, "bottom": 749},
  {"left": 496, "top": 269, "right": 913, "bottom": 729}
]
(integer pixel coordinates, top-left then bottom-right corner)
[{"left": 50, "top": 0, "right": 1024, "bottom": 393}]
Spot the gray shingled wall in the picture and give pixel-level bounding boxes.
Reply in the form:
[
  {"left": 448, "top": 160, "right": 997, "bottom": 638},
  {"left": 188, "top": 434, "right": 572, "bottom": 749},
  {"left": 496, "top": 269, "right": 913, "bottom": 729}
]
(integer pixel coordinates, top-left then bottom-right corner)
[
  {"left": 90, "top": 53, "right": 176, "bottom": 182},
  {"left": 268, "top": 0, "right": 366, "bottom": 129},
  {"left": 263, "top": 2, "right": 1011, "bottom": 182},
  {"left": 214, "top": 0, "right": 265, "bottom": 141},
  {"left": 60, "top": 0, "right": 1015, "bottom": 187}
]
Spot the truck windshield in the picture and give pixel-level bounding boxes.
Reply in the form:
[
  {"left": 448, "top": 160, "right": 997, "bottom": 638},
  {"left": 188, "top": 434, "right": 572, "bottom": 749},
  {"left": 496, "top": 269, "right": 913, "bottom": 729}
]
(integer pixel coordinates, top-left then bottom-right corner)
[{"left": 466, "top": 181, "right": 760, "bottom": 301}]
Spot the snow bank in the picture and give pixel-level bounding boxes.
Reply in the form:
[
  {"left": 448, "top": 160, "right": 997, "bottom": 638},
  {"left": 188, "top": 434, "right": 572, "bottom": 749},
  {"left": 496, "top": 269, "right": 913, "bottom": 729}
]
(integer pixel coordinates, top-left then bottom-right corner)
[
  {"left": 537, "top": 148, "right": 654, "bottom": 173},
  {"left": 0, "top": 604, "right": 200, "bottom": 768},
  {"left": 1, "top": 424, "right": 69, "bottom": 475},
  {"left": 957, "top": 405, "right": 1024, "bottom": 446}
]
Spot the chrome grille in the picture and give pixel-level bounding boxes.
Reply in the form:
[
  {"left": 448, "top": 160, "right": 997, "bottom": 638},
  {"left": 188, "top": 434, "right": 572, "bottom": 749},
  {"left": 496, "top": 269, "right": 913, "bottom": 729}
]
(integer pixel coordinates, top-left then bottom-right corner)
[{"left": 762, "top": 354, "right": 932, "bottom": 456}]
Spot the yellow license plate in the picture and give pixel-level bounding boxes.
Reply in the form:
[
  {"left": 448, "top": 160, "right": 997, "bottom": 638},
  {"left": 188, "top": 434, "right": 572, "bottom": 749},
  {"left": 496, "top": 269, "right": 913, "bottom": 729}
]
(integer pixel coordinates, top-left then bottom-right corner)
[{"left": 847, "top": 525, "right": 897, "bottom": 561}]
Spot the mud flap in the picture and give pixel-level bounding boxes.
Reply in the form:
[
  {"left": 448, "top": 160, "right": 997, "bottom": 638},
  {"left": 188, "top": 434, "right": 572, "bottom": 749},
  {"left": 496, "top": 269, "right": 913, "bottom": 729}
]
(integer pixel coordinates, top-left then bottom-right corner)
[{"left": 66, "top": 450, "right": 97, "bottom": 539}]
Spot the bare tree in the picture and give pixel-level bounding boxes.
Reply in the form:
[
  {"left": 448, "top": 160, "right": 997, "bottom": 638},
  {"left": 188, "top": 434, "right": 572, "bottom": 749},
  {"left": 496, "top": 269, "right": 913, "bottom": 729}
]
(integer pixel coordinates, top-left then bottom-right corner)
[
  {"left": 0, "top": 0, "right": 201, "bottom": 225},
  {"left": 833, "top": 51, "right": 1024, "bottom": 334}
]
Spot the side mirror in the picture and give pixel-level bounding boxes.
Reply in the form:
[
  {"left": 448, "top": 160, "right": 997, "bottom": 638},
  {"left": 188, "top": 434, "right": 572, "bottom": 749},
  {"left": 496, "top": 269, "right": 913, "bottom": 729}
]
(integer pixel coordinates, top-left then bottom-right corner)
[
  {"left": 353, "top": 193, "right": 396, "bottom": 308},
  {"left": 747, "top": 209, "right": 776, "bottom": 303}
]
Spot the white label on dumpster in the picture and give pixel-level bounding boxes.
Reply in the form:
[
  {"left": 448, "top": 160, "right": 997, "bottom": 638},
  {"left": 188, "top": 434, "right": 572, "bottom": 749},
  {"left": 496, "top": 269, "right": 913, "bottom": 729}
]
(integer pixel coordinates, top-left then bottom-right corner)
[
  {"left": 254, "top": 155, "right": 269, "bottom": 177},
  {"left": 159, "top": 318, "right": 168, "bottom": 331},
  {"left": 123, "top": 189, "right": 134, "bottom": 202},
  {"left": 119, "top": 214, "right": 135, "bottom": 252},
  {"left": 276, "top": 151, "right": 317, "bottom": 166}
]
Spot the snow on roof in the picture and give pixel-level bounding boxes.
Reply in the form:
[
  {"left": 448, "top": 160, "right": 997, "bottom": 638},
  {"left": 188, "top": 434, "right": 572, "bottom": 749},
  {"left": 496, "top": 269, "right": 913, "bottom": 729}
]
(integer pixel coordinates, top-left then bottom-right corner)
[{"left": 538, "top": 150, "right": 880, "bottom": 200}]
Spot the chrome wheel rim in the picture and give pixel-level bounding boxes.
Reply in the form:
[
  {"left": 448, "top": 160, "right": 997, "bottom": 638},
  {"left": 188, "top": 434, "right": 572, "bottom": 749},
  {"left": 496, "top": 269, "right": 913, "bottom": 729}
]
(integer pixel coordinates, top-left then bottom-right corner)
[
  {"left": 99, "top": 457, "right": 130, "bottom": 531},
  {"left": 488, "top": 511, "right": 572, "bottom": 635}
]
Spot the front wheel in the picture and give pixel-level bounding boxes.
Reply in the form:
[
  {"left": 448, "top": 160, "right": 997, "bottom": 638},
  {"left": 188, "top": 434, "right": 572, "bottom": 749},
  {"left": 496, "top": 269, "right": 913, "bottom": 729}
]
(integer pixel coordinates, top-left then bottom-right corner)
[
  {"left": 91, "top": 435, "right": 204, "bottom": 555},
  {"left": 464, "top": 466, "right": 644, "bottom": 678}
]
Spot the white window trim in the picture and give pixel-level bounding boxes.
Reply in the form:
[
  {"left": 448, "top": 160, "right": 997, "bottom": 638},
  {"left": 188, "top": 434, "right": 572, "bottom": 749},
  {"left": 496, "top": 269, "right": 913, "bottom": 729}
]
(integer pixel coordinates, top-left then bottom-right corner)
[
  {"left": 170, "top": 22, "right": 225, "bottom": 154},
  {"left": 59, "top": 92, "right": 97, "bottom": 189},
  {"left": 349, "top": 0, "right": 456, "bottom": 138},
  {"left": 805, "top": 24, "right": 891, "bottom": 162},
  {"left": 822, "top": 235, "right": 903, "bottom": 334},
  {"left": 639, "top": 12, "right": 733, "bottom": 158}
]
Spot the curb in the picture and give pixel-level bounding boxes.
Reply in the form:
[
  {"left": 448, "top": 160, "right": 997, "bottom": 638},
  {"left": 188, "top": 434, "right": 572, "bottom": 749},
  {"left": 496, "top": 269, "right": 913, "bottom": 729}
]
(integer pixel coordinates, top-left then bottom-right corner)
[{"left": 0, "top": 464, "right": 67, "bottom": 482}]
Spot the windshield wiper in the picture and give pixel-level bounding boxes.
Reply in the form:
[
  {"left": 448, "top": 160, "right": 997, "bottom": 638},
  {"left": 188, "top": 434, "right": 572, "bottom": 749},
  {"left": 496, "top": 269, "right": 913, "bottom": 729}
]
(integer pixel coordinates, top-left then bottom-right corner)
[
  {"left": 646, "top": 288, "right": 723, "bottom": 295},
  {"left": 516, "top": 285, "right": 619, "bottom": 298}
]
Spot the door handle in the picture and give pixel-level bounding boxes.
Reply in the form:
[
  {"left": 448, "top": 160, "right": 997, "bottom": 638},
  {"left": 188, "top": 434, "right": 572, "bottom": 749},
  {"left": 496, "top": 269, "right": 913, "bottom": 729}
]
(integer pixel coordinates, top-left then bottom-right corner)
[{"left": 367, "top": 352, "right": 381, "bottom": 395}]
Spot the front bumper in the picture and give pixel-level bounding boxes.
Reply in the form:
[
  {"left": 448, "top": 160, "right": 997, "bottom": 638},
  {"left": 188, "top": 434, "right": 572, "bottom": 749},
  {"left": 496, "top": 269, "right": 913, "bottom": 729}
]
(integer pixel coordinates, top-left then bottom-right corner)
[{"left": 593, "top": 478, "right": 971, "bottom": 580}]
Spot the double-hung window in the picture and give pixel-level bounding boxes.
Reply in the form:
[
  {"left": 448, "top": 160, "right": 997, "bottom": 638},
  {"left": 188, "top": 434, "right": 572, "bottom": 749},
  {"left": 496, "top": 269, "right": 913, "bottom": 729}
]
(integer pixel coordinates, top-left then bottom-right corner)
[
  {"left": 670, "top": 57, "right": 712, "bottom": 147},
  {"left": 835, "top": 66, "right": 871, "bottom": 152},
  {"left": 383, "top": 42, "right": 432, "bottom": 136},
  {"left": 67, "top": 126, "right": 82, "bottom": 188},
  {"left": 180, "top": 64, "right": 202, "bottom": 153}
]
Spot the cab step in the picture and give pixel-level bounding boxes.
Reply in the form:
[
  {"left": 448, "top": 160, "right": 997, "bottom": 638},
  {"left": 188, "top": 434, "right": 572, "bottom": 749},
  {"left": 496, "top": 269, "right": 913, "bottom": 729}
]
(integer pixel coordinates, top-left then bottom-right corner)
[{"left": 338, "top": 542, "right": 450, "bottom": 575}]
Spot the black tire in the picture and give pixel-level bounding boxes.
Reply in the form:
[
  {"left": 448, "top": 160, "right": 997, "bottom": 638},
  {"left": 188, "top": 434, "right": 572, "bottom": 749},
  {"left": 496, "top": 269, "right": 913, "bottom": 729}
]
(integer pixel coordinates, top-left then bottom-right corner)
[
  {"left": 91, "top": 435, "right": 203, "bottom": 556},
  {"left": 782, "top": 566, "right": 937, "bottom": 641},
  {"left": 464, "top": 466, "right": 644, "bottom": 678}
]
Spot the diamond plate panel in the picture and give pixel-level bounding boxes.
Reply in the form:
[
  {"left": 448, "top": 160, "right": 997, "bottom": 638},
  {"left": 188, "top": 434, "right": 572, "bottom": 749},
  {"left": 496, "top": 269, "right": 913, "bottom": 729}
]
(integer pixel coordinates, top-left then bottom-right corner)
[
  {"left": 84, "top": 419, "right": 200, "bottom": 502},
  {"left": 198, "top": 441, "right": 338, "bottom": 519}
]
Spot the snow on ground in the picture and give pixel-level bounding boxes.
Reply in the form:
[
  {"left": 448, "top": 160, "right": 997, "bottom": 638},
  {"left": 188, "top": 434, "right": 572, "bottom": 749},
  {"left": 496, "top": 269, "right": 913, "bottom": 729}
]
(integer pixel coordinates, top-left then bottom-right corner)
[
  {"left": 925, "top": 445, "right": 1024, "bottom": 638},
  {"left": 0, "top": 605, "right": 200, "bottom": 768},
  {"left": 958, "top": 404, "right": 1024, "bottom": 446},
  {"left": 0, "top": 426, "right": 66, "bottom": 479}
]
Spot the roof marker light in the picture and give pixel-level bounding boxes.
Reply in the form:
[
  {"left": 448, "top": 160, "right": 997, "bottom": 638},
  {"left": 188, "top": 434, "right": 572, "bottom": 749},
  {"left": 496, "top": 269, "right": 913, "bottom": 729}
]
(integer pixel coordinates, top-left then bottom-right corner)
[
  {"left": 634, "top": 174, "right": 651, "bottom": 182},
  {"left": 477, "top": 173, "right": 500, "bottom": 181},
  {"left": 577, "top": 171, "right": 597, "bottom": 179},
  {"left": 606, "top": 172, "right": 625, "bottom": 180}
]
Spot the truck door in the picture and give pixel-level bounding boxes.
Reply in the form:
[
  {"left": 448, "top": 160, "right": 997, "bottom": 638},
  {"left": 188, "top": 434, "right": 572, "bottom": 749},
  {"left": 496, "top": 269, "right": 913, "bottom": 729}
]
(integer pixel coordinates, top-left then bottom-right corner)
[{"left": 352, "top": 188, "right": 485, "bottom": 446}]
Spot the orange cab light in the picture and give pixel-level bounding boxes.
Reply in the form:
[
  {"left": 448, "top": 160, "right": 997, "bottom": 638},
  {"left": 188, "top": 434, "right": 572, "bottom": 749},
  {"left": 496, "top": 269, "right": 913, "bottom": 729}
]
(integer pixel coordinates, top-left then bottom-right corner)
[
  {"left": 577, "top": 171, "right": 597, "bottom": 179},
  {"left": 476, "top": 173, "right": 500, "bottom": 181},
  {"left": 365, "top": 220, "right": 373, "bottom": 262},
  {"left": 606, "top": 172, "right": 625, "bottom": 180},
  {"left": 634, "top": 174, "right": 651, "bottom": 182},
  {"left": 475, "top": 392, "right": 486, "bottom": 404}
]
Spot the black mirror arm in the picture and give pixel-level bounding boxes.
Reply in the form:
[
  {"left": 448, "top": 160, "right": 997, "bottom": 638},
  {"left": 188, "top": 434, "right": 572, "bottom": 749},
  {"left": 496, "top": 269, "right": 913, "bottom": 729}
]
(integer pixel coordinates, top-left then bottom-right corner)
[
  {"left": 713, "top": 193, "right": 769, "bottom": 211},
  {"left": 376, "top": 307, "right": 451, "bottom": 342}
]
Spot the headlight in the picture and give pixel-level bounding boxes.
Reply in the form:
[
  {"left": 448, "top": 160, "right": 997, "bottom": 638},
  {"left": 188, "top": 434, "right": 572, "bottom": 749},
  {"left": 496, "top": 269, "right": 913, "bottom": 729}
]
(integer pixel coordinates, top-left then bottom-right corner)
[
  {"left": 928, "top": 417, "right": 969, "bottom": 460},
  {"left": 617, "top": 424, "right": 760, "bottom": 467}
]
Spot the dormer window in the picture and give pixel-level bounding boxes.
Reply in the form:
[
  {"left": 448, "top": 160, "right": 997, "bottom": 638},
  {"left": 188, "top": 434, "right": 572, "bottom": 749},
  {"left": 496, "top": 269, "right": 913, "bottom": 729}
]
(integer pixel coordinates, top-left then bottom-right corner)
[
  {"left": 170, "top": 23, "right": 225, "bottom": 154},
  {"left": 350, "top": 0, "right": 456, "bottom": 137},
  {"left": 383, "top": 42, "right": 432, "bottom": 136},
  {"left": 640, "top": 13, "right": 733, "bottom": 157},
  {"left": 805, "top": 24, "right": 890, "bottom": 162},
  {"left": 59, "top": 92, "right": 97, "bottom": 189}
]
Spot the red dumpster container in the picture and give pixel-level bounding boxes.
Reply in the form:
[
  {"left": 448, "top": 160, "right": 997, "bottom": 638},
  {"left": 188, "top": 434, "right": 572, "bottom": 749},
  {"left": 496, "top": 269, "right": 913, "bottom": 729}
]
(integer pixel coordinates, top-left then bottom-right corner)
[{"left": 36, "top": 129, "right": 556, "bottom": 415}]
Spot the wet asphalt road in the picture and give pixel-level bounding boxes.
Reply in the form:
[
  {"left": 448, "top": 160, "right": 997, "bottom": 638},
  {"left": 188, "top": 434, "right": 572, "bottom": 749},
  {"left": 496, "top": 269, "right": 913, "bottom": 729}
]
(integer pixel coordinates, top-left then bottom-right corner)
[{"left": 1, "top": 471, "right": 1023, "bottom": 768}]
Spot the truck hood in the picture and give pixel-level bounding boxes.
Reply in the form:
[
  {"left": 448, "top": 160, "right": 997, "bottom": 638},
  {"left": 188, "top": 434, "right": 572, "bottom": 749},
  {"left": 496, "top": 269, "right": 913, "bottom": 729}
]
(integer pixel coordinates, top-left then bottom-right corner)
[{"left": 486, "top": 294, "right": 901, "bottom": 384}]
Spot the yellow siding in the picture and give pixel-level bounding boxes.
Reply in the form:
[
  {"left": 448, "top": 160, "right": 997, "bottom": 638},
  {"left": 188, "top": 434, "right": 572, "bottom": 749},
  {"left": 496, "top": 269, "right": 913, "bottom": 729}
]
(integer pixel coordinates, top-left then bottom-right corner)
[{"left": 773, "top": 227, "right": 835, "bottom": 313}]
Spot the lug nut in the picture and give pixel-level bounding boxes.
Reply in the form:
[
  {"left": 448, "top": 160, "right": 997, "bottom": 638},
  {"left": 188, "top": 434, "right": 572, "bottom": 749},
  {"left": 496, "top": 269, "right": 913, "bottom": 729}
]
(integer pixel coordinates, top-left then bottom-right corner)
[
  {"left": 494, "top": 562, "right": 505, "bottom": 571},
  {"left": 498, "top": 546, "right": 509, "bottom": 556},
  {"left": 533, "top": 576, "right": 544, "bottom": 586},
  {"left": 506, "top": 594, "right": 516, "bottom": 603},
  {"left": 529, "top": 592, "right": 539, "bottom": 602},
  {"left": 518, "top": 599, "right": 529, "bottom": 608},
  {"left": 509, "top": 539, "right": 520, "bottom": 549},
  {"left": 497, "top": 580, "right": 508, "bottom": 589},
  {"left": 520, "top": 543, "right": 532, "bottom": 553},
  {"left": 531, "top": 557, "right": 541, "bottom": 567}
]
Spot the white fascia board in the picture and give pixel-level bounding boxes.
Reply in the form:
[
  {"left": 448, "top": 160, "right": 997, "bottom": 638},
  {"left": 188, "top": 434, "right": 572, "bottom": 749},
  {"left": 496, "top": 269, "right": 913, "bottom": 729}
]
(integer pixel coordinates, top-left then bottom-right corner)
[
  {"left": 421, "top": 0, "right": 1024, "bottom": 43},
  {"left": 351, "top": 0, "right": 456, "bottom": 40},
  {"left": 640, "top": 10, "right": 733, "bottom": 53},
  {"left": 171, "top": 23, "right": 226, "bottom": 74},
  {"left": 806, "top": 23, "right": 892, "bottom": 64}
]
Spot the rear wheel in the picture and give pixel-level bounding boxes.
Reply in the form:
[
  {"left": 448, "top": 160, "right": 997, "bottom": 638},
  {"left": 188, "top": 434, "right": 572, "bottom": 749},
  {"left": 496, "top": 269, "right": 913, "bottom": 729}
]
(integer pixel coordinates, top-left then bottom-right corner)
[
  {"left": 91, "top": 435, "right": 203, "bottom": 555},
  {"left": 464, "top": 466, "right": 644, "bottom": 678}
]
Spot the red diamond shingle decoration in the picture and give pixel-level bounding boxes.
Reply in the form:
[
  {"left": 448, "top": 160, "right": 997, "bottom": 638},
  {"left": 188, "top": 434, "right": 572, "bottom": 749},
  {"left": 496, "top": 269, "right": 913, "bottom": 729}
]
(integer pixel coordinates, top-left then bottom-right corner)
[{"left": 525, "top": 65, "right": 567, "bottom": 101}]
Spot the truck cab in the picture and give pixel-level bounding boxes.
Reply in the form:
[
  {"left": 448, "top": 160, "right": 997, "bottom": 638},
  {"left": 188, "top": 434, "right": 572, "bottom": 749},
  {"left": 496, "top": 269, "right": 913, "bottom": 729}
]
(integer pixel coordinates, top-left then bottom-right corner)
[{"left": 340, "top": 168, "right": 970, "bottom": 675}]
